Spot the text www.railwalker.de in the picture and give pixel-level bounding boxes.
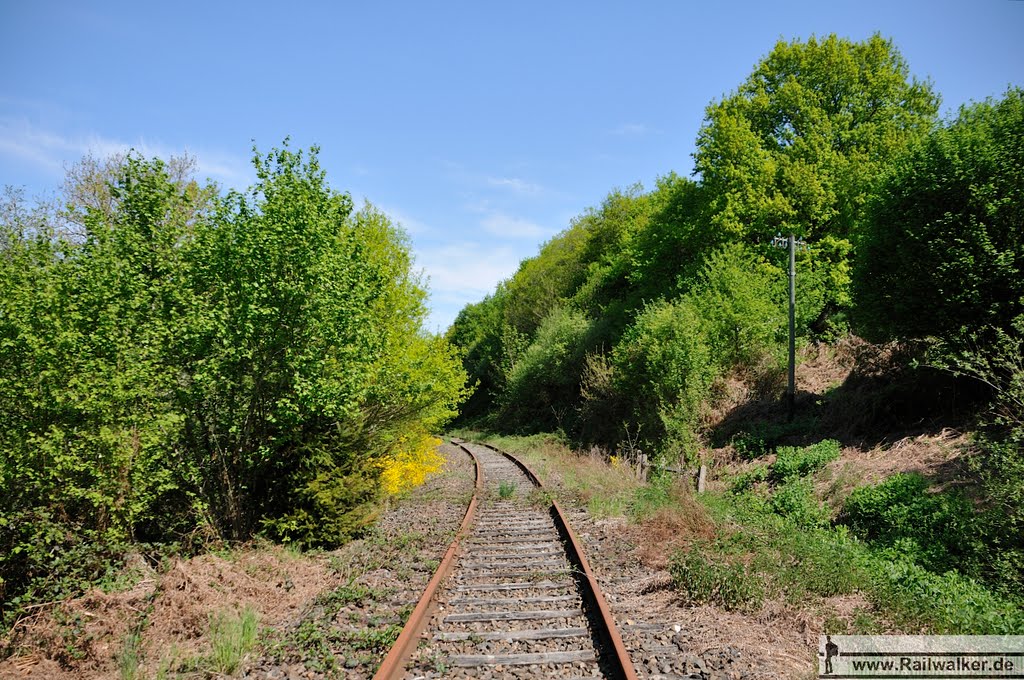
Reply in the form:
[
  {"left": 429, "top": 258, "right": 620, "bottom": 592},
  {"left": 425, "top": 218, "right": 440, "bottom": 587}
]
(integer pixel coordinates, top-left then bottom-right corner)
[
  {"left": 819, "top": 635, "right": 1024, "bottom": 678},
  {"left": 849, "top": 656, "right": 1016, "bottom": 673}
]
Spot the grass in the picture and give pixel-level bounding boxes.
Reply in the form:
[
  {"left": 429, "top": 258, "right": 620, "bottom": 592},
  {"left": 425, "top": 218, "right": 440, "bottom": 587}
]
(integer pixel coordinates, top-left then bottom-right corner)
[
  {"left": 117, "top": 630, "right": 143, "bottom": 680},
  {"left": 458, "top": 430, "right": 650, "bottom": 518},
  {"left": 497, "top": 481, "right": 516, "bottom": 499},
  {"left": 208, "top": 606, "right": 259, "bottom": 674},
  {"left": 681, "top": 483, "right": 1024, "bottom": 633}
]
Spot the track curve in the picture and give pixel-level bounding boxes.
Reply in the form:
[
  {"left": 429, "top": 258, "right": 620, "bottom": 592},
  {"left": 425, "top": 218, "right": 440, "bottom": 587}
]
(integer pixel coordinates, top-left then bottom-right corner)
[{"left": 374, "top": 440, "right": 638, "bottom": 680}]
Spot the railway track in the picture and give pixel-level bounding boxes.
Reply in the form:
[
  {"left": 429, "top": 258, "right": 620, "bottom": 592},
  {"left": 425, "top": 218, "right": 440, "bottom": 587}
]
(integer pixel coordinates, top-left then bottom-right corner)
[{"left": 375, "top": 440, "right": 638, "bottom": 679}]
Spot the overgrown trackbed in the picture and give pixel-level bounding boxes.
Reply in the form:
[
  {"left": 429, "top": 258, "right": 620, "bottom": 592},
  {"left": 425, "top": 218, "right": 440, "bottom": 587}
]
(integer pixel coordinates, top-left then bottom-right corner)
[{"left": 377, "top": 440, "right": 639, "bottom": 679}]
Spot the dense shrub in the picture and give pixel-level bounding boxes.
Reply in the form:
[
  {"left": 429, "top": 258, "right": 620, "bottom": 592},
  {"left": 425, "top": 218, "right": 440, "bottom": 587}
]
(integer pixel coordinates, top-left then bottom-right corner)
[
  {"left": 689, "top": 243, "right": 787, "bottom": 366},
  {"left": 855, "top": 88, "right": 1024, "bottom": 342},
  {"left": 769, "top": 439, "right": 841, "bottom": 481},
  {"left": 870, "top": 557, "right": 1024, "bottom": 634},
  {"left": 0, "top": 145, "right": 468, "bottom": 617},
  {"left": 499, "top": 307, "right": 592, "bottom": 431},
  {"left": 842, "top": 473, "right": 980, "bottom": 575},
  {"left": 611, "top": 298, "right": 713, "bottom": 460}
]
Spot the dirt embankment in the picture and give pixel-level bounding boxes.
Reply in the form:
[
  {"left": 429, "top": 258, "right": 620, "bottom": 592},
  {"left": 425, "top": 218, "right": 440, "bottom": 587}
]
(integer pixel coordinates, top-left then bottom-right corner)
[{"left": 1, "top": 443, "right": 475, "bottom": 680}]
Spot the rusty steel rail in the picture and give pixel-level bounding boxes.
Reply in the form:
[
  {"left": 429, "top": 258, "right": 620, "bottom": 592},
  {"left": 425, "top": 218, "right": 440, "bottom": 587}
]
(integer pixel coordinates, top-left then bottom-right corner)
[
  {"left": 372, "top": 440, "right": 483, "bottom": 680},
  {"left": 375, "top": 439, "right": 638, "bottom": 680},
  {"left": 482, "top": 442, "right": 640, "bottom": 680}
]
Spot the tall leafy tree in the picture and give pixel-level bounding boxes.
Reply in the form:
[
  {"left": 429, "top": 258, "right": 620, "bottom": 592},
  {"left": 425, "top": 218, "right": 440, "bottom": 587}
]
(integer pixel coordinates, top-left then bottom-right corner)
[
  {"left": 694, "top": 33, "right": 939, "bottom": 244},
  {"left": 855, "top": 88, "right": 1024, "bottom": 342}
]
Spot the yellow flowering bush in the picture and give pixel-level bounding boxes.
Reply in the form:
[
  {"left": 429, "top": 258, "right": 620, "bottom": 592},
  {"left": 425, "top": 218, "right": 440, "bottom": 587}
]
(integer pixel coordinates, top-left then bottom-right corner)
[{"left": 380, "top": 434, "right": 444, "bottom": 495}]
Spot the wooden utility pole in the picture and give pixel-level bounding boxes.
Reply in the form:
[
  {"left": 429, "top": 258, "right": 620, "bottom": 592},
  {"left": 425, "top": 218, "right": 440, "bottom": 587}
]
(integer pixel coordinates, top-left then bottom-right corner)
[{"left": 787, "top": 233, "right": 796, "bottom": 422}]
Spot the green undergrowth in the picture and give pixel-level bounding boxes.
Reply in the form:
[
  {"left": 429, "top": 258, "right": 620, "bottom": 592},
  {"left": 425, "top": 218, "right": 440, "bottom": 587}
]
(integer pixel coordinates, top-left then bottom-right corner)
[
  {"left": 457, "top": 430, "right": 1024, "bottom": 634},
  {"left": 677, "top": 439, "right": 1024, "bottom": 633}
]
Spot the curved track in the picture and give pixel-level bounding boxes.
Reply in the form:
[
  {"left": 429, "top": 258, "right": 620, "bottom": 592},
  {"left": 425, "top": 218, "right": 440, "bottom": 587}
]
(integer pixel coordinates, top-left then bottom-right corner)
[{"left": 375, "top": 440, "right": 638, "bottom": 679}]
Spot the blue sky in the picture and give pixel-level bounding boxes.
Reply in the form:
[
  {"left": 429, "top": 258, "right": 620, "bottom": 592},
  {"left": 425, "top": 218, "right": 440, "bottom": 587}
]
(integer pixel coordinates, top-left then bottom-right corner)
[{"left": 2, "top": 1, "right": 1022, "bottom": 332}]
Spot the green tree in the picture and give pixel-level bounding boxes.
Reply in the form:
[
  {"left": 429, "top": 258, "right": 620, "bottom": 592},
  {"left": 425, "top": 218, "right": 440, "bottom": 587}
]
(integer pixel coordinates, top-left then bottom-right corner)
[
  {"left": 855, "top": 88, "right": 1024, "bottom": 342},
  {"left": 695, "top": 33, "right": 938, "bottom": 245}
]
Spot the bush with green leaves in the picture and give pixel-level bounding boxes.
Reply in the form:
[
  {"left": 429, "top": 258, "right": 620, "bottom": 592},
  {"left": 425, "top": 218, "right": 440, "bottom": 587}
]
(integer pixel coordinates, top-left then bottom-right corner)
[
  {"left": 769, "top": 439, "right": 841, "bottom": 481},
  {"left": 855, "top": 87, "right": 1024, "bottom": 343},
  {"left": 842, "top": 473, "right": 980, "bottom": 575},
  {"left": 767, "top": 478, "right": 831, "bottom": 529},
  {"left": 870, "top": 557, "right": 1024, "bottom": 634},
  {"left": 611, "top": 298, "right": 713, "bottom": 460},
  {"left": 689, "top": 243, "right": 787, "bottom": 366},
  {"left": 498, "top": 307, "right": 592, "bottom": 432},
  {"left": 0, "top": 143, "right": 468, "bottom": 620}
]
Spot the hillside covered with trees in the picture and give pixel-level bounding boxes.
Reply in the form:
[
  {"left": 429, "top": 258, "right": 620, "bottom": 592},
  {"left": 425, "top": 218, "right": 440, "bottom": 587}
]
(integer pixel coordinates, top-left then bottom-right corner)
[{"left": 448, "top": 34, "right": 1023, "bottom": 630}]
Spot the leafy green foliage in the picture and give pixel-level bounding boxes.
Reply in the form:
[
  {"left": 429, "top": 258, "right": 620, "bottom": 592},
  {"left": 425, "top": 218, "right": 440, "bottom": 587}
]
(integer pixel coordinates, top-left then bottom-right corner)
[
  {"left": 769, "top": 439, "right": 841, "bottom": 481},
  {"left": 499, "top": 307, "right": 592, "bottom": 432},
  {"left": 0, "top": 143, "right": 467, "bottom": 623},
  {"left": 842, "top": 473, "right": 981, "bottom": 575},
  {"left": 767, "top": 478, "right": 831, "bottom": 529},
  {"left": 871, "top": 558, "right": 1024, "bottom": 634},
  {"left": 448, "top": 34, "right": 936, "bottom": 459},
  {"left": 610, "top": 298, "right": 713, "bottom": 460},
  {"left": 855, "top": 88, "right": 1024, "bottom": 342},
  {"left": 695, "top": 33, "right": 938, "bottom": 243},
  {"left": 697, "top": 486, "right": 1023, "bottom": 632}
]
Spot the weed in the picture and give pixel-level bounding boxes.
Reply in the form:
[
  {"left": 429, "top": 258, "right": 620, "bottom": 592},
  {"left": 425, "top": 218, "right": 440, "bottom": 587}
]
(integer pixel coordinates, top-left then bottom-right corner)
[
  {"left": 627, "top": 477, "right": 675, "bottom": 520},
  {"left": 431, "top": 651, "right": 449, "bottom": 675},
  {"left": 723, "top": 416, "right": 818, "bottom": 458},
  {"left": 53, "top": 607, "right": 92, "bottom": 664},
  {"left": 528, "top": 488, "right": 556, "bottom": 509},
  {"left": 208, "top": 606, "right": 259, "bottom": 674},
  {"left": 118, "top": 630, "right": 142, "bottom": 680},
  {"left": 498, "top": 481, "right": 516, "bottom": 499},
  {"left": 869, "top": 556, "right": 1024, "bottom": 633},
  {"left": 344, "top": 624, "right": 402, "bottom": 652},
  {"left": 669, "top": 547, "right": 763, "bottom": 611},
  {"left": 841, "top": 473, "right": 981, "bottom": 574},
  {"left": 317, "top": 581, "right": 390, "bottom": 614},
  {"left": 769, "top": 439, "right": 841, "bottom": 482},
  {"left": 154, "top": 647, "right": 181, "bottom": 680},
  {"left": 851, "top": 609, "right": 883, "bottom": 634},
  {"left": 730, "top": 464, "right": 769, "bottom": 493},
  {"left": 768, "top": 478, "right": 831, "bottom": 529}
]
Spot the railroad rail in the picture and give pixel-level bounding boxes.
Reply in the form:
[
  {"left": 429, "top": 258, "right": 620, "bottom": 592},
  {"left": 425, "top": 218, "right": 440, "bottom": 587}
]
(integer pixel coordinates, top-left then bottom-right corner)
[{"left": 374, "top": 440, "right": 638, "bottom": 679}]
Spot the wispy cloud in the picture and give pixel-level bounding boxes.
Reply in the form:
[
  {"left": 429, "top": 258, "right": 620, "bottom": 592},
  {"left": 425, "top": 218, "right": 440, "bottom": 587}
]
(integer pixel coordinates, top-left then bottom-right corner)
[
  {"left": 0, "top": 117, "right": 250, "bottom": 187},
  {"left": 486, "top": 175, "right": 544, "bottom": 195},
  {"left": 378, "top": 204, "right": 431, "bottom": 236},
  {"left": 415, "top": 240, "right": 525, "bottom": 331},
  {"left": 609, "top": 122, "right": 653, "bottom": 136},
  {"left": 480, "top": 212, "right": 549, "bottom": 240}
]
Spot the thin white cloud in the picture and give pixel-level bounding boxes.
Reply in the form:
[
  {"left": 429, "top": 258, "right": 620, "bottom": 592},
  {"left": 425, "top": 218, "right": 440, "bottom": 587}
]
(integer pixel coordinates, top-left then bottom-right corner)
[
  {"left": 486, "top": 175, "right": 544, "bottom": 195},
  {"left": 0, "top": 117, "right": 250, "bottom": 187},
  {"left": 415, "top": 240, "right": 524, "bottom": 331},
  {"left": 418, "top": 241, "right": 521, "bottom": 296},
  {"left": 480, "top": 213, "right": 549, "bottom": 240},
  {"left": 378, "top": 204, "right": 431, "bottom": 236},
  {"left": 610, "top": 122, "right": 652, "bottom": 136}
]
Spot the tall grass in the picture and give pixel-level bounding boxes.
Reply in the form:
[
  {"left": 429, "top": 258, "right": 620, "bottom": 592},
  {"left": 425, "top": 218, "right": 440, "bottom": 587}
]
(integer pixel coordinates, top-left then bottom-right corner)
[{"left": 208, "top": 607, "right": 259, "bottom": 674}]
